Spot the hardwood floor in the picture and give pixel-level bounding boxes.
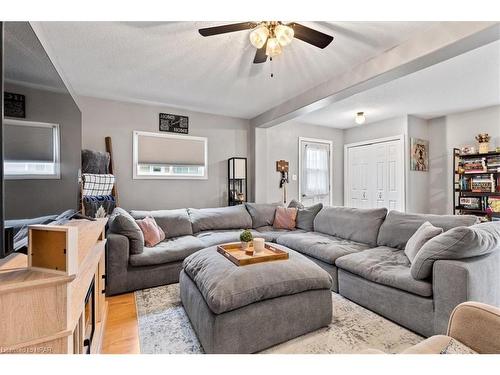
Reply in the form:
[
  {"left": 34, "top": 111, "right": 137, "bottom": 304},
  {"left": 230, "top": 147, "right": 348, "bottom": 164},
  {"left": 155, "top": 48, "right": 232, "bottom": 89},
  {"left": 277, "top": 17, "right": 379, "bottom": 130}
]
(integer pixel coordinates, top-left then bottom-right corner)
[{"left": 102, "top": 293, "right": 140, "bottom": 354}]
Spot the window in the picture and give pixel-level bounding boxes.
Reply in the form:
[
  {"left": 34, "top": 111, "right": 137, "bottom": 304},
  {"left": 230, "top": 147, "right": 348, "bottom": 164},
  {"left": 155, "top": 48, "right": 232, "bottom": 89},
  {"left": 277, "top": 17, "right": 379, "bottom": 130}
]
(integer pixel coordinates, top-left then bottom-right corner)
[
  {"left": 3, "top": 119, "right": 60, "bottom": 179},
  {"left": 299, "top": 138, "right": 332, "bottom": 206},
  {"left": 133, "top": 131, "right": 208, "bottom": 179}
]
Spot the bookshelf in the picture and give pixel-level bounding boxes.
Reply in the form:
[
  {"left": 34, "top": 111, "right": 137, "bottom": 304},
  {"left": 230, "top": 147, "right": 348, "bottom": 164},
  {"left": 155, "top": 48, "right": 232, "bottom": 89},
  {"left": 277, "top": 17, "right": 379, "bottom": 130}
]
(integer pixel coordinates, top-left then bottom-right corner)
[{"left": 453, "top": 148, "right": 500, "bottom": 221}]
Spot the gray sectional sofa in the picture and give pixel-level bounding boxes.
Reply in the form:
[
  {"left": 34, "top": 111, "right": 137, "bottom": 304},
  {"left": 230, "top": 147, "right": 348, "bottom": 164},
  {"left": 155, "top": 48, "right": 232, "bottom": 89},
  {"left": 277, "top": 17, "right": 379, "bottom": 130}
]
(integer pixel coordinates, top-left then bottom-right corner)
[{"left": 106, "top": 203, "right": 500, "bottom": 338}]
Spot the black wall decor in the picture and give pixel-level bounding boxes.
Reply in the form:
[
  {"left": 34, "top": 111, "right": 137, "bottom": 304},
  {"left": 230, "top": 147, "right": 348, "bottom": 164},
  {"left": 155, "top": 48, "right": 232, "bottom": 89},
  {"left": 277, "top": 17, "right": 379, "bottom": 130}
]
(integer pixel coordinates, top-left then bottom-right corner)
[
  {"left": 159, "top": 113, "right": 189, "bottom": 134},
  {"left": 4, "top": 92, "right": 25, "bottom": 118}
]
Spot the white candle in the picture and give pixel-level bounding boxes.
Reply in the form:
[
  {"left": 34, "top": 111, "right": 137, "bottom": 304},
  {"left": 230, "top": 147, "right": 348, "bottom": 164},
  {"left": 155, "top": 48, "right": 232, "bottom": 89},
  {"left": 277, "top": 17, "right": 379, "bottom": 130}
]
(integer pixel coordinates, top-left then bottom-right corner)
[{"left": 253, "top": 238, "right": 265, "bottom": 254}]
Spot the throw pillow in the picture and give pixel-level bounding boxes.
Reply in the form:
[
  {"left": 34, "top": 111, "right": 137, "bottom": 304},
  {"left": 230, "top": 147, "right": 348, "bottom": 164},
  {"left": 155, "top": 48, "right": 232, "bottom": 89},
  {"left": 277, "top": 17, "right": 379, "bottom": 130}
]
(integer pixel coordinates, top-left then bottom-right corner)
[
  {"left": 410, "top": 221, "right": 500, "bottom": 280},
  {"left": 404, "top": 221, "right": 443, "bottom": 263},
  {"left": 136, "top": 216, "right": 166, "bottom": 247},
  {"left": 273, "top": 207, "right": 298, "bottom": 230},
  {"left": 109, "top": 208, "right": 144, "bottom": 255},
  {"left": 287, "top": 199, "right": 304, "bottom": 209},
  {"left": 289, "top": 202, "right": 323, "bottom": 231},
  {"left": 245, "top": 203, "right": 280, "bottom": 228}
]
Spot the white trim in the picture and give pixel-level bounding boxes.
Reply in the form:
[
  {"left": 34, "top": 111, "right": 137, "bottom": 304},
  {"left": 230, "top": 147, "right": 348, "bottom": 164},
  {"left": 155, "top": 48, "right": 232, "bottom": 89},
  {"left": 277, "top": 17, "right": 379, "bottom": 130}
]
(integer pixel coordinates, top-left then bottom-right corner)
[
  {"left": 343, "top": 134, "right": 406, "bottom": 211},
  {"left": 298, "top": 137, "right": 333, "bottom": 206},
  {"left": 132, "top": 130, "right": 208, "bottom": 180},
  {"left": 3, "top": 119, "right": 61, "bottom": 180}
]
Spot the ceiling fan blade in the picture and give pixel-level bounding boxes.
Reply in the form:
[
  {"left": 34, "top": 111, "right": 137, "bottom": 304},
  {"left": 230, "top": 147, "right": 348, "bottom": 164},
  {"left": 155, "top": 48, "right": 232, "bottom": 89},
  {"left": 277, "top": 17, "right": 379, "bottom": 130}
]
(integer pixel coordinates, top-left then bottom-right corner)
[
  {"left": 289, "top": 23, "right": 334, "bottom": 49},
  {"left": 198, "top": 22, "right": 257, "bottom": 37},
  {"left": 253, "top": 41, "right": 268, "bottom": 64}
]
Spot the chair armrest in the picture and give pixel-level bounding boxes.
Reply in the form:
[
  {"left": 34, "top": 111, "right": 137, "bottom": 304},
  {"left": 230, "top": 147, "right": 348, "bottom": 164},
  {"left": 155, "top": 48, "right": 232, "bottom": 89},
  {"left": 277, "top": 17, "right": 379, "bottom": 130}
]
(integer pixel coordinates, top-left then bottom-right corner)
[
  {"left": 448, "top": 302, "right": 500, "bottom": 353},
  {"left": 432, "top": 251, "right": 500, "bottom": 334},
  {"left": 106, "top": 232, "right": 130, "bottom": 295}
]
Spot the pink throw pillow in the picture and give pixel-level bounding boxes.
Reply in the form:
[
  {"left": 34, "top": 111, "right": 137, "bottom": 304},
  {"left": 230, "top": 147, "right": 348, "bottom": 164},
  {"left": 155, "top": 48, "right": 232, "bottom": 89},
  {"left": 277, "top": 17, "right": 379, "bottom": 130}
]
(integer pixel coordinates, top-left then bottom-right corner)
[
  {"left": 273, "top": 207, "right": 298, "bottom": 230},
  {"left": 135, "top": 216, "right": 166, "bottom": 247}
]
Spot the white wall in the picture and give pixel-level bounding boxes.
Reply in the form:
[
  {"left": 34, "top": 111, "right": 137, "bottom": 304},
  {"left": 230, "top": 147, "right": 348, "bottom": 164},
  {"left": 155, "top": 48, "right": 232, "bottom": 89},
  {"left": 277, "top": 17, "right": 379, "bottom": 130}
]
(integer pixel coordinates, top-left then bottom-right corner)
[
  {"left": 343, "top": 116, "right": 407, "bottom": 145},
  {"left": 429, "top": 105, "right": 500, "bottom": 214},
  {"left": 407, "top": 115, "right": 430, "bottom": 213},
  {"left": 80, "top": 96, "right": 252, "bottom": 211},
  {"left": 255, "top": 121, "right": 344, "bottom": 206}
]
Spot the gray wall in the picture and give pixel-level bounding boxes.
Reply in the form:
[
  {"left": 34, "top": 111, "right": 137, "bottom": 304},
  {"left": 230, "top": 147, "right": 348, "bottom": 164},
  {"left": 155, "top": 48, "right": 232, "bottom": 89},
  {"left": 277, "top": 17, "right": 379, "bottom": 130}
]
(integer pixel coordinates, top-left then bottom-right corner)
[
  {"left": 428, "top": 105, "right": 500, "bottom": 214},
  {"left": 254, "top": 121, "right": 344, "bottom": 206},
  {"left": 4, "top": 83, "right": 81, "bottom": 219},
  {"left": 407, "top": 115, "right": 430, "bottom": 213},
  {"left": 80, "top": 96, "right": 252, "bottom": 211}
]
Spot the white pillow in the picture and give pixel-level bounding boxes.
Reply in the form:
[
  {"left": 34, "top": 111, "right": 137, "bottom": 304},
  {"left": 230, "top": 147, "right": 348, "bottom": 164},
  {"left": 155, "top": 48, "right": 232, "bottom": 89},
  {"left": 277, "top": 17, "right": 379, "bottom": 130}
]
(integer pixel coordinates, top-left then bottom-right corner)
[{"left": 404, "top": 221, "right": 443, "bottom": 263}]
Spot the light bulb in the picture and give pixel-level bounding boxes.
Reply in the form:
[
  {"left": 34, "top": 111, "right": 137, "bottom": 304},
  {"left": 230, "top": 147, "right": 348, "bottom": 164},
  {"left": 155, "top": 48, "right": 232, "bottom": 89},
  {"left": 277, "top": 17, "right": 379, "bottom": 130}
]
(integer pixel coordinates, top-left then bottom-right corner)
[
  {"left": 249, "top": 25, "right": 269, "bottom": 49},
  {"left": 355, "top": 112, "right": 366, "bottom": 125},
  {"left": 275, "top": 24, "right": 294, "bottom": 46},
  {"left": 266, "top": 37, "right": 282, "bottom": 57}
]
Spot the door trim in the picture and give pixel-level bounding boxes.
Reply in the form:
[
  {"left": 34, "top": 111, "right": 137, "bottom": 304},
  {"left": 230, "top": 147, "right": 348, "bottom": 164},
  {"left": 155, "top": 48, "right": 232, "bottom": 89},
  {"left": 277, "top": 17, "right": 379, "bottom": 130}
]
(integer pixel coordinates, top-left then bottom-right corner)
[
  {"left": 298, "top": 137, "right": 333, "bottom": 206},
  {"left": 343, "top": 134, "right": 406, "bottom": 211}
]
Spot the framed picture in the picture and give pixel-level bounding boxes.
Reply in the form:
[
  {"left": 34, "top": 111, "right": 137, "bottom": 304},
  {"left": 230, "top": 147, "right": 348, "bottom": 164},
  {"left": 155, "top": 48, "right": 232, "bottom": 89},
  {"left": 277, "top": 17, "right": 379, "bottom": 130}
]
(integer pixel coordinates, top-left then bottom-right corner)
[
  {"left": 410, "top": 138, "right": 429, "bottom": 172},
  {"left": 4, "top": 92, "right": 26, "bottom": 118},
  {"left": 159, "top": 113, "right": 189, "bottom": 134}
]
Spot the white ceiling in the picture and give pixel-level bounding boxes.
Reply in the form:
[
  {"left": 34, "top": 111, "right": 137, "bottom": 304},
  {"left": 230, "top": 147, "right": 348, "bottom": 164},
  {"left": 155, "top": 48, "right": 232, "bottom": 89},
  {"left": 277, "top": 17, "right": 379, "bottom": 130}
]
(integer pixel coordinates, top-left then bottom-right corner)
[
  {"left": 298, "top": 39, "right": 500, "bottom": 128},
  {"left": 36, "top": 21, "right": 438, "bottom": 119}
]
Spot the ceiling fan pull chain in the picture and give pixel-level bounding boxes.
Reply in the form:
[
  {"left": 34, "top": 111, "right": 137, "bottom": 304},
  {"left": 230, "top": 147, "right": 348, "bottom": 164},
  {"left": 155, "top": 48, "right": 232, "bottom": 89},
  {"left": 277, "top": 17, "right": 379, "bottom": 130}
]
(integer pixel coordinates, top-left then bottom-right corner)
[{"left": 270, "top": 57, "right": 274, "bottom": 78}]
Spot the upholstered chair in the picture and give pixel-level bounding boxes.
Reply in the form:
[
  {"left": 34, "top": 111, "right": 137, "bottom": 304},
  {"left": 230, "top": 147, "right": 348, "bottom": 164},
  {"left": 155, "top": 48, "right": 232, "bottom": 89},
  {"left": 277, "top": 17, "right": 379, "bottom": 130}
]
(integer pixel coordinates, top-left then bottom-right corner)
[{"left": 365, "top": 301, "right": 500, "bottom": 354}]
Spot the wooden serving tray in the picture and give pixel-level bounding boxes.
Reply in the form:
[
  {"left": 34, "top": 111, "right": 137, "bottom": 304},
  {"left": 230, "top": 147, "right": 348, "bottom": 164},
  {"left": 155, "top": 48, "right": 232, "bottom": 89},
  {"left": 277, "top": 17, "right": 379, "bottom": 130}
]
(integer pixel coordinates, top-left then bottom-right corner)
[{"left": 217, "top": 242, "right": 289, "bottom": 266}]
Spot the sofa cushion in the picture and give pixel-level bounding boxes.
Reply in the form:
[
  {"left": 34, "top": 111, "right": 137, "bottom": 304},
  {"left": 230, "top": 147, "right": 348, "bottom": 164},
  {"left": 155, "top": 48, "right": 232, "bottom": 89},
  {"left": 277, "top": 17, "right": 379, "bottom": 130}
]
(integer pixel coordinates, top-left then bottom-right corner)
[
  {"left": 254, "top": 226, "right": 305, "bottom": 242},
  {"left": 277, "top": 231, "right": 370, "bottom": 265},
  {"left": 404, "top": 221, "right": 443, "bottom": 263},
  {"left": 377, "top": 210, "right": 478, "bottom": 250},
  {"left": 182, "top": 245, "right": 332, "bottom": 314},
  {"left": 335, "top": 246, "right": 433, "bottom": 297},
  {"left": 245, "top": 203, "right": 280, "bottom": 228},
  {"left": 313, "top": 206, "right": 387, "bottom": 246},
  {"left": 109, "top": 207, "right": 144, "bottom": 255},
  {"left": 195, "top": 229, "right": 255, "bottom": 247},
  {"left": 188, "top": 205, "right": 252, "bottom": 233},
  {"left": 288, "top": 200, "right": 323, "bottom": 231},
  {"left": 130, "top": 209, "right": 192, "bottom": 238},
  {"left": 411, "top": 221, "right": 500, "bottom": 280},
  {"left": 129, "top": 235, "right": 205, "bottom": 267},
  {"left": 273, "top": 207, "right": 298, "bottom": 230}
]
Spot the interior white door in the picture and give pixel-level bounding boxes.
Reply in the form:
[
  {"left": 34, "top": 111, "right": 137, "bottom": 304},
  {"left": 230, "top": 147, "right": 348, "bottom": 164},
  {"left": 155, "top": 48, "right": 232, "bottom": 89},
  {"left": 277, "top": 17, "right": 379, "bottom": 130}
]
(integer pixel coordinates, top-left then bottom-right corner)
[
  {"left": 348, "top": 146, "right": 370, "bottom": 208},
  {"left": 346, "top": 138, "right": 404, "bottom": 211}
]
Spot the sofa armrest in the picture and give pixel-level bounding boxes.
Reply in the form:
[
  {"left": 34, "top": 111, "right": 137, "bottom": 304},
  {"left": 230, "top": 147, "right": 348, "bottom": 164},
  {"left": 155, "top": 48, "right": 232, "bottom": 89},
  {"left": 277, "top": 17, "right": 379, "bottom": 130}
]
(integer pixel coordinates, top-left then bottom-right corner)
[
  {"left": 106, "top": 232, "right": 131, "bottom": 296},
  {"left": 447, "top": 301, "right": 500, "bottom": 353},
  {"left": 433, "top": 251, "right": 500, "bottom": 334}
]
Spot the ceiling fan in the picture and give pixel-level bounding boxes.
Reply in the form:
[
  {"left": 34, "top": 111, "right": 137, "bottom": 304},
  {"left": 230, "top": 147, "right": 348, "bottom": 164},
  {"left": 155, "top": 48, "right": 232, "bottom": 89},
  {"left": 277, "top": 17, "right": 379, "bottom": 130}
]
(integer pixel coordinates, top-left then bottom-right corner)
[{"left": 198, "top": 22, "right": 334, "bottom": 63}]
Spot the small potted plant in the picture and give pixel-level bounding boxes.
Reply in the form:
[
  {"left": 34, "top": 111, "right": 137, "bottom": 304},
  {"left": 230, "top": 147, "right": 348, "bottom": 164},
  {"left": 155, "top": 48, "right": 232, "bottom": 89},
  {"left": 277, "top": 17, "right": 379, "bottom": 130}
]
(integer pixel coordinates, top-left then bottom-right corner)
[{"left": 240, "top": 229, "right": 253, "bottom": 253}]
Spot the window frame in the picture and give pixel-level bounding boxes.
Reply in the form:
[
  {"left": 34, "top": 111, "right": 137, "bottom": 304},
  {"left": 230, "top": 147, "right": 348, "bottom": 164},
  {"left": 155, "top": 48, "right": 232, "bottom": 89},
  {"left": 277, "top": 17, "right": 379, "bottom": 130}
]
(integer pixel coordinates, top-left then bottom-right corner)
[
  {"left": 132, "top": 130, "right": 208, "bottom": 180},
  {"left": 3, "top": 119, "right": 61, "bottom": 180}
]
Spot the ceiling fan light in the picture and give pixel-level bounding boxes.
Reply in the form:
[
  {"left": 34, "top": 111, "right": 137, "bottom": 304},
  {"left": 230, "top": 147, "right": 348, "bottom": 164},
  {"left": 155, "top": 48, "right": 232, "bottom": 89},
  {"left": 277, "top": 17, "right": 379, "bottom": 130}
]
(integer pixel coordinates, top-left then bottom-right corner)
[
  {"left": 275, "top": 24, "right": 294, "bottom": 46},
  {"left": 266, "top": 37, "right": 282, "bottom": 57},
  {"left": 355, "top": 112, "right": 366, "bottom": 125},
  {"left": 249, "top": 25, "right": 269, "bottom": 49}
]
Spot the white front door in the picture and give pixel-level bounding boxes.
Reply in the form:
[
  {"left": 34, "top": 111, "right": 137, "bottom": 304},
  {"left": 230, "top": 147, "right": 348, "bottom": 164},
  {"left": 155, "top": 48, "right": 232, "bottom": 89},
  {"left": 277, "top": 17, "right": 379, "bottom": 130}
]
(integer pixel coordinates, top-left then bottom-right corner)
[
  {"left": 345, "top": 137, "right": 404, "bottom": 211},
  {"left": 299, "top": 138, "right": 332, "bottom": 206}
]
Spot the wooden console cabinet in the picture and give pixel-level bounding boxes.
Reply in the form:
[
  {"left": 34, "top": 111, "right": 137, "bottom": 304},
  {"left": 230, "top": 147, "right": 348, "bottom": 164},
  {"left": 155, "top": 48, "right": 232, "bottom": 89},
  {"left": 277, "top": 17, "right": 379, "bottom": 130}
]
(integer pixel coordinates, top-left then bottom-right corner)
[{"left": 0, "top": 218, "right": 108, "bottom": 354}]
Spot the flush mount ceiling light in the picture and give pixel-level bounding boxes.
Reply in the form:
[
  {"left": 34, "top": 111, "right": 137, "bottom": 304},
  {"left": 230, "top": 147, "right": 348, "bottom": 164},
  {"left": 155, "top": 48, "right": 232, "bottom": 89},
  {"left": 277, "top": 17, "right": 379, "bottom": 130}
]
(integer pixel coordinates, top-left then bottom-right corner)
[
  {"left": 198, "top": 21, "right": 334, "bottom": 64},
  {"left": 355, "top": 112, "right": 366, "bottom": 125}
]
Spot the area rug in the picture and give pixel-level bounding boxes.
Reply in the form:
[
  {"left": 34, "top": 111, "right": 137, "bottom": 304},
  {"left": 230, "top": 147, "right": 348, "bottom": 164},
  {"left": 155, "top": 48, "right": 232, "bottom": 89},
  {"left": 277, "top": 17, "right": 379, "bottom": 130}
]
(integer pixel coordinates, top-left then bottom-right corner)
[{"left": 135, "top": 284, "right": 423, "bottom": 354}]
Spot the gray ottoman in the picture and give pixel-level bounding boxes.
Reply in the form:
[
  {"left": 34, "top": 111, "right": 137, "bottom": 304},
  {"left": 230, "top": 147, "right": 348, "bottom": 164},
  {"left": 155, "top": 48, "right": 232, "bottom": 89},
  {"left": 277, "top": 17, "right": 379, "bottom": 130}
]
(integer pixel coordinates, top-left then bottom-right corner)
[{"left": 180, "top": 244, "right": 333, "bottom": 353}]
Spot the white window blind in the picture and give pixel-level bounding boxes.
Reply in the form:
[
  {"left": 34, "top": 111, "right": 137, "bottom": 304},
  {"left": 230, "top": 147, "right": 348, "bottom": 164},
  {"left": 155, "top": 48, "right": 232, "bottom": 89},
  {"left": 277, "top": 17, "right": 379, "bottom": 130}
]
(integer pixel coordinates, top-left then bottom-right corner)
[
  {"left": 3, "top": 119, "right": 60, "bottom": 179},
  {"left": 302, "top": 142, "right": 330, "bottom": 196},
  {"left": 133, "top": 131, "right": 208, "bottom": 179}
]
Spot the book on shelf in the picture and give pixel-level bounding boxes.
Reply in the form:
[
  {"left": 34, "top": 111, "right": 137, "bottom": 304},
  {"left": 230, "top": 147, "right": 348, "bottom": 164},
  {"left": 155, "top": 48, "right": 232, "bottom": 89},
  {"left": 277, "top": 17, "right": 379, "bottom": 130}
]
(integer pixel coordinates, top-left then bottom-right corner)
[
  {"left": 471, "top": 175, "right": 496, "bottom": 192},
  {"left": 488, "top": 197, "right": 500, "bottom": 213}
]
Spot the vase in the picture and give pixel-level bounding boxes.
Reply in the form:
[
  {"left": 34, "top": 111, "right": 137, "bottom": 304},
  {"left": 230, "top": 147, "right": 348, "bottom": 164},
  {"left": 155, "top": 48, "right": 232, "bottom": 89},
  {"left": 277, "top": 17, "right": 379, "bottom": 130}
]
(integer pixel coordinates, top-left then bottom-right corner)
[{"left": 479, "top": 142, "right": 489, "bottom": 154}]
